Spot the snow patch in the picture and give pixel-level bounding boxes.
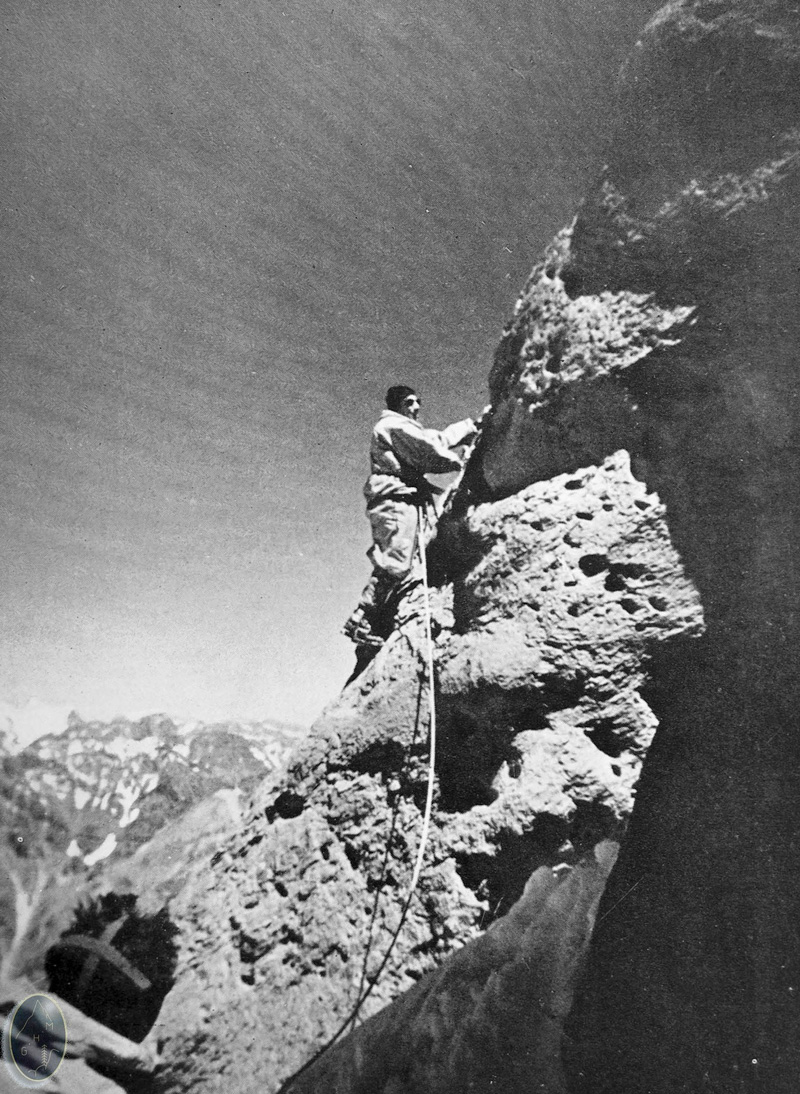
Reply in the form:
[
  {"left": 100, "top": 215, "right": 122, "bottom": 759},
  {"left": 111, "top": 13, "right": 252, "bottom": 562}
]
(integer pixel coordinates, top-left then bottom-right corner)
[
  {"left": 105, "top": 734, "right": 160, "bottom": 762},
  {"left": 117, "top": 783, "right": 142, "bottom": 828},
  {"left": 66, "top": 839, "right": 82, "bottom": 858},
  {"left": 84, "top": 832, "right": 117, "bottom": 866},
  {"left": 248, "top": 744, "right": 267, "bottom": 764},
  {"left": 215, "top": 787, "right": 243, "bottom": 825},
  {"left": 141, "top": 771, "right": 158, "bottom": 795},
  {"left": 74, "top": 787, "right": 91, "bottom": 810}
]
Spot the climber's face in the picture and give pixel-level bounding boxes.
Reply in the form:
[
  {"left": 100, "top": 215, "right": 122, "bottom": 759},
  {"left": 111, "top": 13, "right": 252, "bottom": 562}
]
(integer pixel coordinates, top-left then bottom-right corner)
[{"left": 401, "top": 393, "right": 421, "bottom": 421}]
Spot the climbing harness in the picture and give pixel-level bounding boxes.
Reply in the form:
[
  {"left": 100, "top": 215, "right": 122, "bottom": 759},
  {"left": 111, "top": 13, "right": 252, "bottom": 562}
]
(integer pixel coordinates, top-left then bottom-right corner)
[{"left": 276, "top": 503, "right": 438, "bottom": 1092}]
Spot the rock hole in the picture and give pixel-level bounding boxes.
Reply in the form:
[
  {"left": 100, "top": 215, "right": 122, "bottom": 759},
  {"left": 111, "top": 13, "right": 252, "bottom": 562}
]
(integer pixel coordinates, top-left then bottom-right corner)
[
  {"left": 274, "top": 880, "right": 288, "bottom": 898},
  {"left": 649, "top": 595, "right": 669, "bottom": 612},
  {"left": 612, "top": 562, "right": 648, "bottom": 579},
  {"left": 343, "top": 844, "right": 361, "bottom": 870},
  {"left": 605, "top": 571, "right": 626, "bottom": 592},
  {"left": 583, "top": 721, "right": 625, "bottom": 758},
  {"left": 517, "top": 705, "right": 549, "bottom": 731},
  {"left": 570, "top": 800, "right": 621, "bottom": 856},
  {"left": 564, "top": 479, "right": 583, "bottom": 490},
  {"left": 455, "top": 817, "right": 569, "bottom": 924},
  {"left": 576, "top": 511, "right": 594, "bottom": 521},
  {"left": 579, "top": 553, "right": 608, "bottom": 577},
  {"left": 351, "top": 739, "right": 405, "bottom": 776},
  {"left": 239, "top": 931, "right": 261, "bottom": 966},
  {"left": 267, "top": 790, "right": 306, "bottom": 821},
  {"left": 540, "top": 673, "right": 587, "bottom": 709},
  {"left": 437, "top": 720, "right": 520, "bottom": 814},
  {"left": 620, "top": 597, "right": 641, "bottom": 614},
  {"left": 611, "top": 764, "right": 622, "bottom": 776}
]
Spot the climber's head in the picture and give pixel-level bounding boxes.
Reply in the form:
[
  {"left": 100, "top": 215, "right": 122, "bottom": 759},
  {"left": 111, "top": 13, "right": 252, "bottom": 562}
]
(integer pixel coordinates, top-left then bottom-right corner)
[{"left": 386, "top": 385, "right": 420, "bottom": 421}]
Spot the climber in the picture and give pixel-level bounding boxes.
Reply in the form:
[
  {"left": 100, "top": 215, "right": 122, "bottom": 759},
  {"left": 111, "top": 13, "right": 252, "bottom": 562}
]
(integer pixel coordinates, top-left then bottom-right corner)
[{"left": 343, "top": 385, "right": 477, "bottom": 657}]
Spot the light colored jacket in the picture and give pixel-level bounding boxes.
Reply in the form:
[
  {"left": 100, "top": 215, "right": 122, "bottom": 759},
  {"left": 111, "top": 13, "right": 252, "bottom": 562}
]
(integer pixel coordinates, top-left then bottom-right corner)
[
  {"left": 362, "top": 410, "right": 476, "bottom": 578},
  {"left": 364, "top": 410, "right": 475, "bottom": 505}
]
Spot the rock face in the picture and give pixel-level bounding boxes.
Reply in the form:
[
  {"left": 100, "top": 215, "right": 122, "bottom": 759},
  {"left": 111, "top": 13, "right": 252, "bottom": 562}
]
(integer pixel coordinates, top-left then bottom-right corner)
[
  {"left": 548, "top": 4, "right": 800, "bottom": 1092},
  {"left": 465, "top": 1, "right": 800, "bottom": 1090},
  {"left": 143, "top": 456, "right": 700, "bottom": 1091}
]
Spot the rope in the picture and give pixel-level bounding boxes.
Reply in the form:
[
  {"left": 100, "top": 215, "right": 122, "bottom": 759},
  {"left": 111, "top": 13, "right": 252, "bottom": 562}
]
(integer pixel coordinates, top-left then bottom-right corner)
[
  {"left": 350, "top": 776, "right": 403, "bottom": 1033},
  {"left": 276, "top": 504, "right": 438, "bottom": 1092},
  {"left": 407, "top": 510, "right": 437, "bottom": 899}
]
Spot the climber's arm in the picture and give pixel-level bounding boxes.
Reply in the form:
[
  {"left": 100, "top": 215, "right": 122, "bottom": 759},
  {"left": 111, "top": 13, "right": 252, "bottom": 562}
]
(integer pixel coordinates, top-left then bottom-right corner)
[{"left": 389, "top": 420, "right": 466, "bottom": 475}]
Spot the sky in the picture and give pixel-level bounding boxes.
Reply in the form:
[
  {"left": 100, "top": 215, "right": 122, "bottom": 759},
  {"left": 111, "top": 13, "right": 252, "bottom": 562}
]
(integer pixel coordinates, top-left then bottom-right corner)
[{"left": 1, "top": 0, "right": 660, "bottom": 728}]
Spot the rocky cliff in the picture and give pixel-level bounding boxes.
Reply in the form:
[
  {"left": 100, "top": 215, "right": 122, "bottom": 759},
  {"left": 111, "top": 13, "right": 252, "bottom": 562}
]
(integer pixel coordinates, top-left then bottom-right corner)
[
  {"left": 310, "top": 0, "right": 800, "bottom": 1090},
  {"left": 123, "top": 435, "right": 700, "bottom": 1093},
  {"left": 31, "top": 1, "right": 800, "bottom": 1091}
]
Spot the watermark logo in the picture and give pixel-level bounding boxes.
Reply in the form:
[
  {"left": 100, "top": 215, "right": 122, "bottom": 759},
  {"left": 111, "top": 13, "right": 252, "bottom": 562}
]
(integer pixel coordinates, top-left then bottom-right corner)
[{"left": 1, "top": 994, "right": 67, "bottom": 1087}]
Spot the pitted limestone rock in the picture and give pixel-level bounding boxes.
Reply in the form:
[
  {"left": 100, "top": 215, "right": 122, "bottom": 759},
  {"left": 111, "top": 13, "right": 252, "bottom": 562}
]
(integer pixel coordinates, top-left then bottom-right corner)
[{"left": 141, "top": 441, "right": 702, "bottom": 1093}]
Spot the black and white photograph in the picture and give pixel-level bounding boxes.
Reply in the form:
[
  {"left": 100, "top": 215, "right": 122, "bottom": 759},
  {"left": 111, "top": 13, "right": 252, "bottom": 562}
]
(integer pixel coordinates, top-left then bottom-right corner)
[{"left": 2, "top": 1, "right": 798, "bottom": 1091}]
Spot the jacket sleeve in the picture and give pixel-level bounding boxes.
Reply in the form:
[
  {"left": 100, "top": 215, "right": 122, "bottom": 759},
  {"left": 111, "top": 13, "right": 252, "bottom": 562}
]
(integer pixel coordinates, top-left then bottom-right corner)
[
  {"left": 389, "top": 419, "right": 467, "bottom": 475},
  {"left": 442, "top": 418, "right": 477, "bottom": 448}
]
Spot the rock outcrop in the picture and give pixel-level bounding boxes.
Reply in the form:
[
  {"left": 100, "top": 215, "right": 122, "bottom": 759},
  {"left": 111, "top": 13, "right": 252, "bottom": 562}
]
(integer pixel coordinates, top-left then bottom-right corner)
[
  {"left": 143, "top": 428, "right": 701, "bottom": 1086},
  {"left": 469, "top": 1, "right": 800, "bottom": 1091}
]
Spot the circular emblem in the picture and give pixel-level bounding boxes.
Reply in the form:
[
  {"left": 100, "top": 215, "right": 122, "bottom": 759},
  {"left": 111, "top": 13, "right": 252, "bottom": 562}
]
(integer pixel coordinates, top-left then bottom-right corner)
[{"left": 2, "top": 994, "right": 67, "bottom": 1087}]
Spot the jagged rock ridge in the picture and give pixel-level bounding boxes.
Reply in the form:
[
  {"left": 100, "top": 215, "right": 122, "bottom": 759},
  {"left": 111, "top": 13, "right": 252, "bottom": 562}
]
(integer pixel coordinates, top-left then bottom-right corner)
[{"left": 0, "top": 712, "right": 305, "bottom": 991}]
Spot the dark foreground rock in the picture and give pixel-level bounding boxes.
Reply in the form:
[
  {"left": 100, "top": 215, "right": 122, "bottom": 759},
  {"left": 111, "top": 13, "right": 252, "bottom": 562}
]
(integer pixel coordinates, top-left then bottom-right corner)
[{"left": 282, "top": 843, "right": 617, "bottom": 1094}]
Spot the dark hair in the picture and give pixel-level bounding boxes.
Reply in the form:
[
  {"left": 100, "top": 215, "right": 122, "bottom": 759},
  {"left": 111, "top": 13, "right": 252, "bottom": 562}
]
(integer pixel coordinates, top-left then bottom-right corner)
[{"left": 386, "top": 385, "right": 417, "bottom": 412}]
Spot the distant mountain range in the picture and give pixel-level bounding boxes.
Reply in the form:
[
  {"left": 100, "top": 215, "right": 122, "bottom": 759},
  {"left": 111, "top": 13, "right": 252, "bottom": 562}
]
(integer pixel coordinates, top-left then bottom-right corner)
[{"left": 0, "top": 711, "right": 306, "bottom": 984}]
